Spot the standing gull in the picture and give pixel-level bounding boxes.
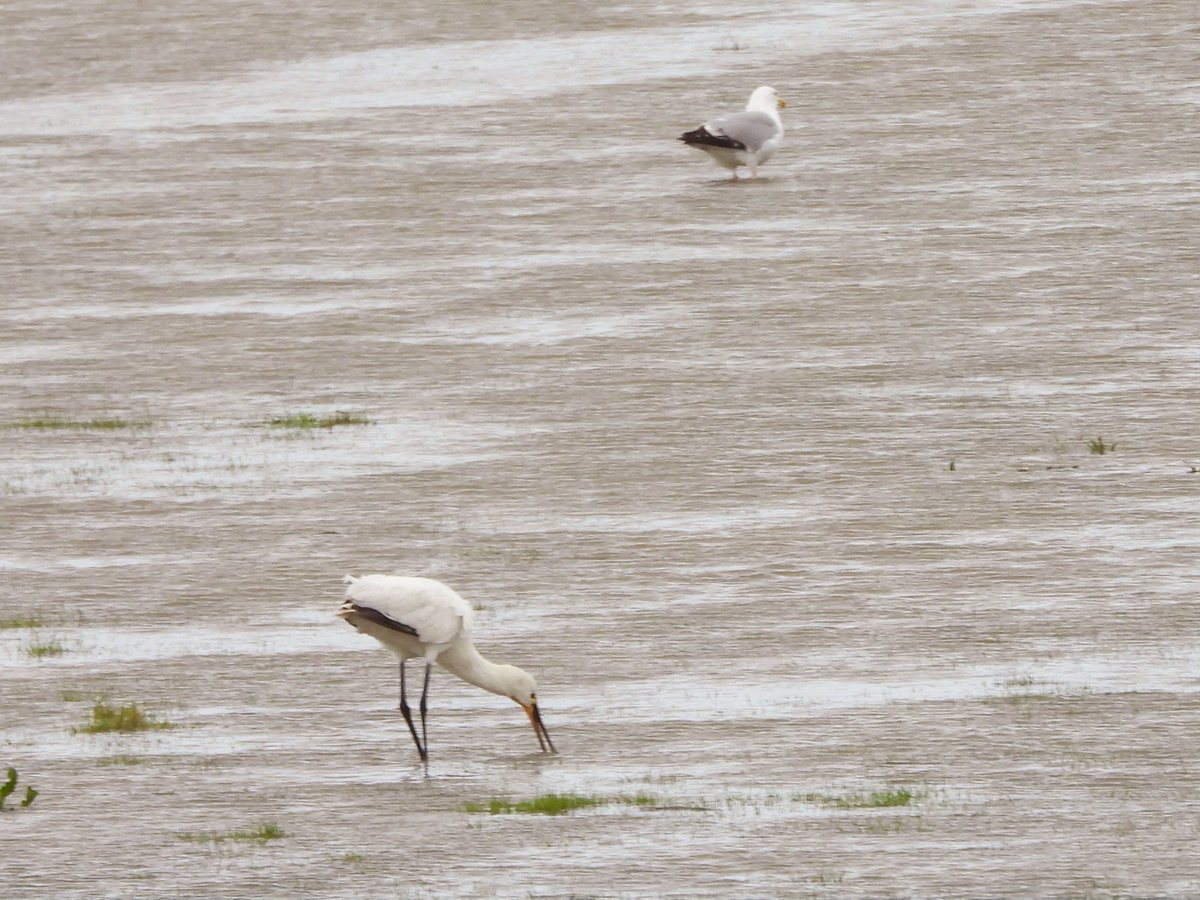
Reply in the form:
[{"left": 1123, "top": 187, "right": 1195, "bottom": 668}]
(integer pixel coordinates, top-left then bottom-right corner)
[
  {"left": 338, "top": 574, "right": 555, "bottom": 760},
  {"left": 679, "top": 85, "right": 786, "bottom": 179}
]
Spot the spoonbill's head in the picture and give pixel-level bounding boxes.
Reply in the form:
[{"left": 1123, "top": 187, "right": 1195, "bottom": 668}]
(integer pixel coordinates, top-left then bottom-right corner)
[{"left": 502, "top": 665, "right": 556, "bottom": 754}]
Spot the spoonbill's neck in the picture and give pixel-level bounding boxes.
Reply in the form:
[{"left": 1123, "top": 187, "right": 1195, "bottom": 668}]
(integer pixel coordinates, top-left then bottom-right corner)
[{"left": 437, "top": 641, "right": 519, "bottom": 698}]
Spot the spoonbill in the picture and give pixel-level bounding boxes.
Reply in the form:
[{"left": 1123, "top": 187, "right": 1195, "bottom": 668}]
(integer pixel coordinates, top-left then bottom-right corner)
[
  {"left": 337, "top": 574, "right": 555, "bottom": 760},
  {"left": 678, "top": 85, "right": 786, "bottom": 179}
]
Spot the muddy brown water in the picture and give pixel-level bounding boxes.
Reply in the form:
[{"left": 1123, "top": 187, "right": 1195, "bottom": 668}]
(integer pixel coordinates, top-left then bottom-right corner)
[{"left": 2, "top": 0, "right": 1198, "bottom": 896}]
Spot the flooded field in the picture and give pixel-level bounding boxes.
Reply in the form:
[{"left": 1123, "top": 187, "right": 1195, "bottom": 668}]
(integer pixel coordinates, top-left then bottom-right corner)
[{"left": 2, "top": 0, "right": 1198, "bottom": 896}]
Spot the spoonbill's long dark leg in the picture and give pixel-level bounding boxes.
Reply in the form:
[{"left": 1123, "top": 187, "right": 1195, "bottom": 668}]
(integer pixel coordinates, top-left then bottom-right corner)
[
  {"left": 419, "top": 662, "right": 432, "bottom": 759},
  {"left": 397, "top": 660, "right": 426, "bottom": 759}
]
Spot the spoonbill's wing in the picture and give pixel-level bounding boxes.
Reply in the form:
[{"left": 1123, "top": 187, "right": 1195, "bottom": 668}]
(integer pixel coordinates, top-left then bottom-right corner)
[{"left": 343, "top": 575, "right": 473, "bottom": 646}]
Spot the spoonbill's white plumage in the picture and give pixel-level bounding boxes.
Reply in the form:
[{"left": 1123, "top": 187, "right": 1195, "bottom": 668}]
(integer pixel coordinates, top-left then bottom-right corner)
[
  {"left": 678, "top": 85, "right": 786, "bottom": 179},
  {"left": 337, "top": 574, "right": 555, "bottom": 760}
]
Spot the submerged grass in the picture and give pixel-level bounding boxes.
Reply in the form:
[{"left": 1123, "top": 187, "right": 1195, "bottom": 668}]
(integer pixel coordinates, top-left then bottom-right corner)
[
  {"left": 176, "top": 823, "right": 287, "bottom": 844},
  {"left": 97, "top": 755, "right": 146, "bottom": 767},
  {"left": 800, "top": 789, "right": 915, "bottom": 810},
  {"left": 8, "top": 417, "right": 151, "bottom": 431},
  {"left": 465, "top": 793, "right": 657, "bottom": 816},
  {"left": 1004, "top": 674, "right": 1038, "bottom": 688},
  {"left": 990, "top": 677, "right": 1084, "bottom": 706},
  {"left": 995, "top": 690, "right": 1069, "bottom": 705},
  {"left": 267, "top": 411, "right": 370, "bottom": 429},
  {"left": 24, "top": 637, "right": 66, "bottom": 658},
  {"left": 2, "top": 610, "right": 85, "bottom": 630},
  {"left": 1087, "top": 436, "right": 1116, "bottom": 455},
  {"left": 74, "top": 702, "right": 172, "bottom": 734}
]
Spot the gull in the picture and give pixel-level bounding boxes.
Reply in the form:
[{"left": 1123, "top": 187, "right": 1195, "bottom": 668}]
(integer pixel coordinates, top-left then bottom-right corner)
[
  {"left": 337, "top": 574, "right": 555, "bottom": 760},
  {"left": 678, "top": 85, "right": 786, "bottom": 179}
]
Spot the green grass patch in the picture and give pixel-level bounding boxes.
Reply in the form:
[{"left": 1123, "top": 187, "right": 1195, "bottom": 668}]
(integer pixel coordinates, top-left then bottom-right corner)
[
  {"left": 176, "top": 823, "right": 287, "bottom": 844},
  {"left": 8, "top": 417, "right": 151, "bottom": 431},
  {"left": 466, "top": 793, "right": 602, "bottom": 816},
  {"left": 74, "top": 702, "right": 172, "bottom": 734},
  {"left": 1087, "top": 436, "right": 1116, "bottom": 455},
  {"left": 464, "top": 793, "right": 658, "bottom": 816},
  {"left": 0, "top": 768, "right": 38, "bottom": 810},
  {"left": 267, "top": 411, "right": 370, "bottom": 429},
  {"left": 0, "top": 615, "right": 44, "bottom": 629},
  {"left": 800, "top": 789, "right": 914, "bottom": 810}
]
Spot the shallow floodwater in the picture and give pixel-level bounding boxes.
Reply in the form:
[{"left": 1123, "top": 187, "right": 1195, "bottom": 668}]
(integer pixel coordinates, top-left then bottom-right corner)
[{"left": 2, "top": 0, "right": 1198, "bottom": 897}]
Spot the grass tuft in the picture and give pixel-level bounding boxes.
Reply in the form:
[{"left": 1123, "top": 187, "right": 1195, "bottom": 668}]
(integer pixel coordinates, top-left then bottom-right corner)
[
  {"left": 176, "top": 823, "right": 287, "bottom": 844},
  {"left": 74, "top": 702, "right": 172, "bottom": 734},
  {"left": 800, "top": 789, "right": 914, "bottom": 810},
  {"left": 267, "top": 411, "right": 370, "bottom": 429},
  {"left": 0, "top": 768, "right": 16, "bottom": 810},
  {"left": 1087, "top": 437, "right": 1116, "bottom": 455},
  {"left": 0, "top": 615, "right": 44, "bottom": 629}
]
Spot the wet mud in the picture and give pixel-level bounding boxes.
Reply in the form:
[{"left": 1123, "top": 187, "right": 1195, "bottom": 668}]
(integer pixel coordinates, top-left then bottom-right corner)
[{"left": 2, "top": 0, "right": 1197, "bottom": 896}]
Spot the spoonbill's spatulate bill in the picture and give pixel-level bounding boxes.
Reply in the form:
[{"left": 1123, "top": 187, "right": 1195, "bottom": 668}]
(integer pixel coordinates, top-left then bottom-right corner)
[
  {"left": 337, "top": 574, "right": 555, "bottom": 760},
  {"left": 679, "top": 85, "right": 786, "bottom": 179}
]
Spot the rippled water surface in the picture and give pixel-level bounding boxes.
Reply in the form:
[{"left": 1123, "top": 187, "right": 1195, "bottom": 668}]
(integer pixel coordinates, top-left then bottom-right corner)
[{"left": 2, "top": 0, "right": 1197, "bottom": 897}]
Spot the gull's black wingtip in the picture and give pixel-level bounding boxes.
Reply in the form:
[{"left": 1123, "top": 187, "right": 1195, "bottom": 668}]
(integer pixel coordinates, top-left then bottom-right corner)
[{"left": 678, "top": 126, "right": 746, "bottom": 151}]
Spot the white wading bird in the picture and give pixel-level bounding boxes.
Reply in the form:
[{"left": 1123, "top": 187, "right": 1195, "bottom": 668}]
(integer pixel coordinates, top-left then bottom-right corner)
[
  {"left": 337, "top": 574, "right": 555, "bottom": 760},
  {"left": 678, "top": 85, "right": 786, "bottom": 179}
]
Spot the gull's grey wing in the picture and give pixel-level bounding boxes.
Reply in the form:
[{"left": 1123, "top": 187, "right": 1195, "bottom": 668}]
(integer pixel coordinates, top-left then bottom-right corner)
[{"left": 708, "top": 111, "right": 780, "bottom": 153}]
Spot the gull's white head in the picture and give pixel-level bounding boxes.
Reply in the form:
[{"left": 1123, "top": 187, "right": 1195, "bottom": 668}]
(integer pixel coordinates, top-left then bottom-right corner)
[{"left": 747, "top": 85, "right": 786, "bottom": 114}]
